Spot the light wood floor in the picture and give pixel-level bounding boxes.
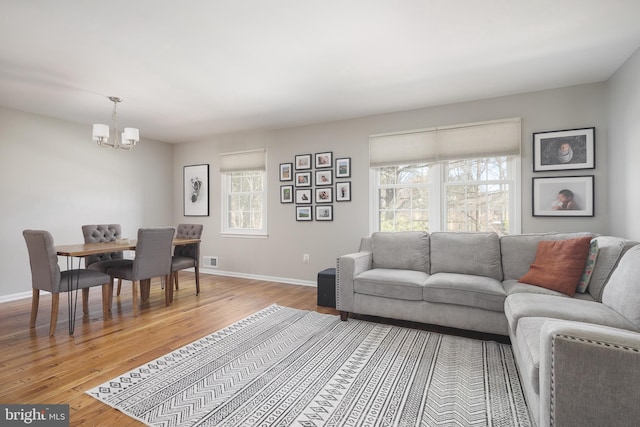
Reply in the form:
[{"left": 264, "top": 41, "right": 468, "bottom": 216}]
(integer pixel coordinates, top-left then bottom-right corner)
[{"left": 0, "top": 273, "right": 507, "bottom": 426}]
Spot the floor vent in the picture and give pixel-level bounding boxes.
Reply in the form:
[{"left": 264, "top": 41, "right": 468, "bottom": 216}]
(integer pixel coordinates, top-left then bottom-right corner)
[{"left": 203, "top": 256, "right": 218, "bottom": 268}]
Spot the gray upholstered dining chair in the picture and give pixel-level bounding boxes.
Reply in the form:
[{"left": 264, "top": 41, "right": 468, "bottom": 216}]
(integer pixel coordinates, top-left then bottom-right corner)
[
  {"left": 107, "top": 227, "right": 175, "bottom": 310},
  {"left": 23, "top": 229, "right": 111, "bottom": 336},
  {"left": 171, "top": 224, "right": 203, "bottom": 295},
  {"left": 82, "top": 224, "right": 130, "bottom": 297}
]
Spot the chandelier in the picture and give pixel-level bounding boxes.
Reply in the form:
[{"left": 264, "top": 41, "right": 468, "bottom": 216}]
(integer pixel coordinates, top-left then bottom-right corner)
[{"left": 92, "top": 96, "right": 140, "bottom": 150}]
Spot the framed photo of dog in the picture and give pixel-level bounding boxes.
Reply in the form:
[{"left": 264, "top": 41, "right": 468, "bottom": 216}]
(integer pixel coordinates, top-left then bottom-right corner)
[{"left": 183, "top": 164, "right": 209, "bottom": 216}]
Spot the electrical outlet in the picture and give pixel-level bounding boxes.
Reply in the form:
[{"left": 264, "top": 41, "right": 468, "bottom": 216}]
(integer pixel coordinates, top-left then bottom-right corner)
[{"left": 303, "top": 254, "right": 310, "bottom": 263}]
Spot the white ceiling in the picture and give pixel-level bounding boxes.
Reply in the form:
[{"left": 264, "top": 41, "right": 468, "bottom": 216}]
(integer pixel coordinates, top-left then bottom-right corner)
[{"left": 1, "top": 1, "right": 640, "bottom": 144}]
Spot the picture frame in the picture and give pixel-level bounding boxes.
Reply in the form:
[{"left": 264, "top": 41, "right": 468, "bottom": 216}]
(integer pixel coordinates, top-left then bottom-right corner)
[
  {"left": 295, "top": 188, "right": 312, "bottom": 204},
  {"left": 315, "top": 170, "right": 333, "bottom": 186},
  {"left": 279, "top": 163, "right": 293, "bottom": 181},
  {"left": 532, "top": 175, "right": 594, "bottom": 217},
  {"left": 295, "top": 154, "right": 312, "bottom": 170},
  {"left": 295, "top": 171, "right": 312, "bottom": 187},
  {"left": 533, "top": 127, "right": 595, "bottom": 172},
  {"left": 280, "top": 185, "right": 293, "bottom": 203},
  {"left": 335, "top": 157, "right": 351, "bottom": 178},
  {"left": 316, "top": 205, "right": 333, "bottom": 221},
  {"left": 296, "top": 206, "right": 313, "bottom": 221},
  {"left": 183, "top": 164, "right": 209, "bottom": 216},
  {"left": 336, "top": 181, "right": 351, "bottom": 202},
  {"left": 315, "top": 151, "right": 333, "bottom": 169},
  {"left": 315, "top": 187, "right": 333, "bottom": 203}
]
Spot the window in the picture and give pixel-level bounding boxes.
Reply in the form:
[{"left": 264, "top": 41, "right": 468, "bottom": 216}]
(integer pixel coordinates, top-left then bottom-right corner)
[
  {"left": 369, "top": 118, "right": 521, "bottom": 235},
  {"left": 222, "top": 170, "right": 267, "bottom": 235},
  {"left": 372, "top": 156, "right": 518, "bottom": 235},
  {"left": 219, "top": 149, "right": 267, "bottom": 236}
]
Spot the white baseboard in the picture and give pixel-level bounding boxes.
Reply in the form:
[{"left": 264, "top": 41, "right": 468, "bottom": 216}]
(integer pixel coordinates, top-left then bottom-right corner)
[{"left": 0, "top": 270, "right": 316, "bottom": 304}]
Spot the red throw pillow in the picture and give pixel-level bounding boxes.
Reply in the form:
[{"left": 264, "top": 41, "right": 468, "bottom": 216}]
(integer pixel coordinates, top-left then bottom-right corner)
[{"left": 519, "top": 236, "right": 593, "bottom": 296}]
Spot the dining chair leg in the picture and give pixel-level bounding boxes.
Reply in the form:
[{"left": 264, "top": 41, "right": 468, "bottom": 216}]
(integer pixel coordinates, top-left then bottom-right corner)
[
  {"left": 30, "top": 289, "right": 40, "bottom": 328},
  {"left": 49, "top": 294, "right": 60, "bottom": 336},
  {"left": 108, "top": 277, "right": 115, "bottom": 309},
  {"left": 116, "top": 278, "right": 123, "bottom": 296},
  {"left": 82, "top": 288, "right": 90, "bottom": 314},
  {"left": 131, "top": 280, "right": 139, "bottom": 315},
  {"left": 173, "top": 272, "right": 179, "bottom": 291},
  {"left": 102, "top": 284, "right": 110, "bottom": 319}
]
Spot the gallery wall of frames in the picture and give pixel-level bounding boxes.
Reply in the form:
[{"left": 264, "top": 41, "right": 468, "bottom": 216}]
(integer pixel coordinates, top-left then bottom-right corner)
[{"left": 279, "top": 152, "right": 352, "bottom": 222}]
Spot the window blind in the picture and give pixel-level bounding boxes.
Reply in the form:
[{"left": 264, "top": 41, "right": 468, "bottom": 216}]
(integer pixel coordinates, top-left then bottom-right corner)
[
  {"left": 219, "top": 149, "right": 267, "bottom": 172},
  {"left": 369, "top": 117, "right": 521, "bottom": 167}
]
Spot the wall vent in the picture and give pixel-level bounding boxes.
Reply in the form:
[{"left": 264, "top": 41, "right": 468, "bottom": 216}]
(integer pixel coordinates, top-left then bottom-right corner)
[{"left": 203, "top": 256, "right": 218, "bottom": 268}]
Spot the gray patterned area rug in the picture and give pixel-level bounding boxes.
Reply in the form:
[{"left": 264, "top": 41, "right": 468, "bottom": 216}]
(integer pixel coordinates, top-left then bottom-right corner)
[{"left": 87, "top": 305, "right": 531, "bottom": 426}]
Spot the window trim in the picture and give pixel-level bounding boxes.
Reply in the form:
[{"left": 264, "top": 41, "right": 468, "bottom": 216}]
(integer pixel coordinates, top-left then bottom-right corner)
[{"left": 220, "top": 170, "right": 268, "bottom": 237}]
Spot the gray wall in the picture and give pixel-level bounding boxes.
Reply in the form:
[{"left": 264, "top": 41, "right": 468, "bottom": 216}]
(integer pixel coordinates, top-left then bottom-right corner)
[
  {"left": 173, "top": 82, "right": 610, "bottom": 285},
  {"left": 0, "top": 107, "right": 174, "bottom": 299},
  {"left": 608, "top": 46, "right": 640, "bottom": 241}
]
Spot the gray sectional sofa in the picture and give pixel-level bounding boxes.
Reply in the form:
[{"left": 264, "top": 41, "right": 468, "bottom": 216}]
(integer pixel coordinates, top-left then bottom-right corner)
[{"left": 336, "top": 231, "right": 640, "bottom": 427}]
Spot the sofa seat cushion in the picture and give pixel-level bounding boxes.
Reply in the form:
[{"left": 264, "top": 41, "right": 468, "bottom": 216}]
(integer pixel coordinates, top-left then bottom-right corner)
[
  {"left": 354, "top": 268, "right": 428, "bottom": 301},
  {"left": 503, "top": 279, "right": 567, "bottom": 297},
  {"left": 505, "top": 293, "right": 638, "bottom": 336},
  {"left": 424, "top": 273, "right": 505, "bottom": 311},
  {"left": 514, "top": 317, "right": 551, "bottom": 394}
]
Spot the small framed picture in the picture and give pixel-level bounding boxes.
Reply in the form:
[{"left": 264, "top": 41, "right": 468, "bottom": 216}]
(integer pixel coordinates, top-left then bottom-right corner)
[
  {"left": 315, "top": 187, "right": 333, "bottom": 203},
  {"left": 336, "top": 181, "right": 351, "bottom": 202},
  {"left": 295, "top": 154, "right": 312, "bottom": 170},
  {"left": 532, "top": 176, "right": 594, "bottom": 217},
  {"left": 280, "top": 185, "right": 293, "bottom": 203},
  {"left": 295, "top": 171, "right": 311, "bottom": 187},
  {"left": 315, "top": 152, "right": 333, "bottom": 169},
  {"left": 295, "top": 188, "right": 312, "bottom": 204},
  {"left": 279, "top": 163, "right": 293, "bottom": 181},
  {"left": 315, "top": 170, "right": 333, "bottom": 186},
  {"left": 533, "top": 127, "right": 595, "bottom": 172},
  {"left": 296, "top": 206, "right": 313, "bottom": 221},
  {"left": 316, "top": 205, "right": 333, "bottom": 221},
  {"left": 335, "top": 157, "right": 351, "bottom": 178}
]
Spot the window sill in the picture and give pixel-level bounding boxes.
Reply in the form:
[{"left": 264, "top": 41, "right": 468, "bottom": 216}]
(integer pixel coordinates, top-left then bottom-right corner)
[{"left": 221, "top": 232, "right": 268, "bottom": 239}]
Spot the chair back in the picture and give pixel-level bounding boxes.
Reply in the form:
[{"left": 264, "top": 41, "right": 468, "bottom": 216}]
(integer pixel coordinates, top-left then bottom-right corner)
[
  {"left": 174, "top": 224, "right": 203, "bottom": 261},
  {"left": 23, "top": 230, "right": 61, "bottom": 292},
  {"left": 82, "top": 224, "right": 123, "bottom": 266},
  {"left": 133, "top": 227, "right": 175, "bottom": 280}
]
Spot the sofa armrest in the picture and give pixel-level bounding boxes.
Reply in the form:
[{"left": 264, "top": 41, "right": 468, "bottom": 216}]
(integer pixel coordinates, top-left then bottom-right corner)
[
  {"left": 336, "top": 251, "right": 372, "bottom": 313},
  {"left": 538, "top": 321, "right": 640, "bottom": 427}
]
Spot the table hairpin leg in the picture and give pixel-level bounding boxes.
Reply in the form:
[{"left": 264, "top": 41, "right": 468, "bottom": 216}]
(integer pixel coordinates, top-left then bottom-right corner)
[{"left": 66, "top": 256, "right": 80, "bottom": 335}]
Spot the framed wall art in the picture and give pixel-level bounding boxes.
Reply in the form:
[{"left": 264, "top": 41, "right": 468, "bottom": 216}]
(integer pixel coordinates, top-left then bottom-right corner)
[
  {"left": 295, "top": 154, "right": 312, "bottom": 170},
  {"left": 279, "top": 163, "right": 293, "bottom": 181},
  {"left": 183, "top": 164, "right": 209, "bottom": 216},
  {"left": 315, "top": 170, "right": 333, "bottom": 186},
  {"left": 280, "top": 185, "right": 293, "bottom": 203},
  {"left": 315, "top": 187, "right": 333, "bottom": 203},
  {"left": 296, "top": 206, "right": 312, "bottom": 221},
  {"left": 532, "top": 175, "right": 594, "bottom": 217},
  {"left": 336, "top": 181, "right": 351, "bottom": 202},
  {"left": 316, "top": 205, "right": 333, "bottom": 221},
  {"left": 295, "top": 171, "right": 311, "bottom": 187},
  {"left": 533, "top": 127, "right": 595, "bottom": 172},
  {"left": 315, "top": 151, "right": 333, "bottom": 168},
  {"left": 295, "top": 188, "right": 312, "bottom": 204},
  {"left": 335, "top": 157, "right": 351, "bottom": 178}
]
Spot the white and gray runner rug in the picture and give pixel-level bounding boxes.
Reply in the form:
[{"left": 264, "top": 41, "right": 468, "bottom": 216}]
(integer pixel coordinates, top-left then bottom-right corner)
[{"left": 87, "top": 305, "right": 531, "bottom": 426}]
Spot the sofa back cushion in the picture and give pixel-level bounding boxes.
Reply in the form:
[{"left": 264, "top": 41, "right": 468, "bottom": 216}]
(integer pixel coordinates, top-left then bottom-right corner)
[
  {"left": 602, "top": 245, "right": 640, "bottom": 329},
  {"left": 588, "top": 236, "right": 638, "bottom": 301},
  {"left": 430, "top": 232, "right": 502, "bottom": 280},
  {"left": 500, "top": 232, "right": 594, "bottom": 281},
  {"left": 371, "top": 231, "right": 430, "bottom": 272}
]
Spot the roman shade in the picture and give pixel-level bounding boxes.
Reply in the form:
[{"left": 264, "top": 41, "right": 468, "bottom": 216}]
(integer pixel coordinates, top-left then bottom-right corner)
[
  {"left": 219, "top": 149, "right": 267, "bottom": 172},
  {"left": 369, "top": 117, "right": 521, "bottom": 167}
]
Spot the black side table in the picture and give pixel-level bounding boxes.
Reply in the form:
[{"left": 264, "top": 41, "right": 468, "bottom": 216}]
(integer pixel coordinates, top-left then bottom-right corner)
[{"left": 317, "top": 268, "right": 336, "bottom": 307}]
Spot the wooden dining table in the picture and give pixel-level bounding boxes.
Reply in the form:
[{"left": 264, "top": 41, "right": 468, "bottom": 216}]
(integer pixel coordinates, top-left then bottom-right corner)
[{"left": 56, "top": 237, "right": 201, "bottom": 334}]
